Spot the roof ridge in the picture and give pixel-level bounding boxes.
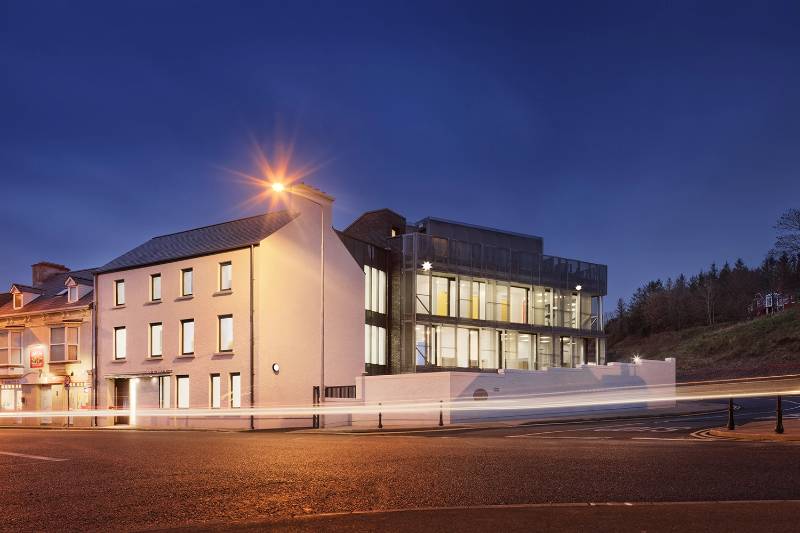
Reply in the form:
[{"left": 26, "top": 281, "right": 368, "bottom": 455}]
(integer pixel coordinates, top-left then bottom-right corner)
[{"left": 151, "top": 211, "right": 287, "bottom": 240}]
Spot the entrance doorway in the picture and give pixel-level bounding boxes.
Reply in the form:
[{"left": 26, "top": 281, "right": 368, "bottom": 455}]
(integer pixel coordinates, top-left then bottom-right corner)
[
  {"left": 114, "top": 379, "right": 129, "bottom": 425},
  {"left": 40, "top": 385, "right": 52, "bottom": 424}
]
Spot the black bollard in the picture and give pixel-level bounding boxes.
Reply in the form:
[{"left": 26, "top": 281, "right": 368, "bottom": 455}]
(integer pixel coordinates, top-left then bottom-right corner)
[
  {"left": 439, "top": 400, "right": 444, "bottom": 427},
  {"left": 776, "top": 396, "right": 784, "bottom": 434},
  {"left": 378, "top": 403, "right": 383, "bottom": 429},
  {"left": 727, "top": 398, "right": 735, "bottom": 430}
]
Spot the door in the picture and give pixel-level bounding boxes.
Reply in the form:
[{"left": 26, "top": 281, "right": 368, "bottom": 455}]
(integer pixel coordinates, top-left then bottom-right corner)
[
  {"left": 114, "top": 379, "right": 129, "bottom": 425},
  {"left": 40, "top": 386, "right": 52, "bottom": 424}
]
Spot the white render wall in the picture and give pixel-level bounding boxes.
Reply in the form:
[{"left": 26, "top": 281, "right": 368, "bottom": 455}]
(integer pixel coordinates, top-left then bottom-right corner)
[
  {"left": 352, "top": 358, "right": 676, "bottom": 427},
  {"left": 95, "top": 247, "right": 254, "bottom": 428},
  {"left": 95, "top": 188, "right": 365, "bottom": 430},
  {"left": 255, "top": 190, "right": 365, "bottom": 428}
]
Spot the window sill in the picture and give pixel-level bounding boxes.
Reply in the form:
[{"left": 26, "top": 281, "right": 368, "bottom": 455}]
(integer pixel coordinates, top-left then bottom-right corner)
[
  {"left": 213, "top": 352, "right": 234, "bottom": 357},
  {"left": 112, "top": 305, "right": 126, "bottom": 310},
  {"left": 175, "top": 295, "right": 193, "bottom": 301},
  {"left": 0, "top": 363, "right": 24, "bottom": 368},
  {"left": 48, "top": 360, "right": 81, "bottom": 365},
  {"left": 147, "top": 356, "right": 163, "bottom": 360},
  {"left": 144, "top": 300, "right": 162, "bottom": 306},
  {"left": 111, "top": 358, "right": 127, "bottom": 363},
  {"left": 213, "top": 290, "right": 232, "bottom": 297},
  {"left": 176, "top": 354, "right": 195, "bottom": 359}
]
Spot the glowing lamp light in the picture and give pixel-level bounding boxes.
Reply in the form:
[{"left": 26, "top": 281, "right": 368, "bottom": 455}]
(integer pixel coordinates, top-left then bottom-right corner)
[
  {"left": 421, "top": 261, "right": 432, "bottom": 272},
  {"left": 272, "top": 363, "right": 280, "bottom": 374},
  {"left": 271, "top": 182, "right": 286, "bottom": 193},
  {"left": 575, "top": 284, "right": 582, "bottom": 291},
  {"left": 633, "top": 355, "right": 642, "bottom": 364}
]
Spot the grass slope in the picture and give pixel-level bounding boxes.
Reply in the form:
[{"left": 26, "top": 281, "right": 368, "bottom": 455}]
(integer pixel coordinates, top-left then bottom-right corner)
[{"left": 608, "top": 308, "right": 800, "bottom": 381}]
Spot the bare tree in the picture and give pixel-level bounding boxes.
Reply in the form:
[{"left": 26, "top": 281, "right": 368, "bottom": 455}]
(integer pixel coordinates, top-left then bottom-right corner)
[{"left": 774, "top": 208, "right": 800, "bottom": 255}]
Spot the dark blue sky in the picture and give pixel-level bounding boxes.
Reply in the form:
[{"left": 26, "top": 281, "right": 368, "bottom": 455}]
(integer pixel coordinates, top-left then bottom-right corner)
[{"left": 2, "top": 1, "right": 799, "bottom": 307}]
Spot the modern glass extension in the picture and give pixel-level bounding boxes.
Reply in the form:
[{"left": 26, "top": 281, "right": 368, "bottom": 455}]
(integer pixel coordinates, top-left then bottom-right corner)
[{"left": 393, "top": 220, "right": 607, "bottom": 373}]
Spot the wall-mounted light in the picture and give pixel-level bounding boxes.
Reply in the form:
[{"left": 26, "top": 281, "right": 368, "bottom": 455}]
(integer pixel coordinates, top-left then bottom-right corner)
[
  {"left": 272, "top": 363, "right": 280, "bottom": 374},
  {"left": 575, "top": 284, "right": 582, "bottom": 291},
  {"left": 421, "top": 261, "right": 432, "bottom": 271}
]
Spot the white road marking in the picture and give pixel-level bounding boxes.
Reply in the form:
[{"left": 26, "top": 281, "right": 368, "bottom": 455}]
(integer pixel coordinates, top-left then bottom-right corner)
[{"left": 0, "top": 451, "right": 68, "bottom": 462}]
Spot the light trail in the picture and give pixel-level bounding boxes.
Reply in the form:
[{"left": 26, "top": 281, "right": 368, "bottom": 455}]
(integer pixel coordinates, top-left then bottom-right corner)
[{"left": 1, "top": 376, "right": 799, "bottom": 421}]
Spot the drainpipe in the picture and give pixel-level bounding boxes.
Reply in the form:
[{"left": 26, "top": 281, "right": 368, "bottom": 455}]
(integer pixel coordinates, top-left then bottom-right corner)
[
  {"left": 92, "top": 272, "right": 98, "bottom": 427},
  {"left": 249, "top": 244, "right": 255, "bottom": 430}
]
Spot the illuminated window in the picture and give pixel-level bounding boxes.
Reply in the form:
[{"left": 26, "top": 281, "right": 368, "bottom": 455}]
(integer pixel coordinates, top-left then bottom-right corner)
[
  {"left": 114, "top": 280, "right": 125, "bottom": 306},
  {"left": 510, "top": 287, "right": 528, "bottom": 324},
  {"left": 181, "top": 319, "right": 194, "bottom": 355},
  {"left": 218, "top": 315, "right": 233, "bottom": 352},
  {"left": 363, "top": 266, "right": 387, "bottom": 313},
  {"left": 230, "top": 373, "right": 241, "bottom": 408},
  {"left": 67, "top": 285, "right": 79, "bottom": 303},
  {"left": 176, "top": 375, "right": 189, "bottom": 408},
  {"left": 416, "top": 274, "right": 430, "bottom": 314},
  {"left": 150, "top": 274, "right": 161, "bottom": 301},
  {"left": 0, "top": 330, "right": 22, "bottom": 365},
  {"left": 158, "top": 376, "right": 170, "bottom": 408},
  {"left": 149, "top": 323, "right": 163, "bottom": 357},
  {"left": 113, "top": 327, "right": 126, "bottom": 359},
  {"left": 210, "top": 374, "right": 221, "bottom": 409},
  {"left": 49, "top": 326, "right": 79, "bottom": 362},
  {"left": 12, "top": 292, "right": 22, "bottom": 309},
  {"left": 494, "top": 285, "right": 509, "bottom": 321},
  {"left": 219, "top": 262, "right": 232, "bottom": 291},
  {"left": 364, "top": 325, "right": 387, "bottom": 365},
  {"left": 181, "top": 268, "right": 193, "bottom": 297},
  {"left": 431, "top": 276, "right": 455, "bottom": 317}
]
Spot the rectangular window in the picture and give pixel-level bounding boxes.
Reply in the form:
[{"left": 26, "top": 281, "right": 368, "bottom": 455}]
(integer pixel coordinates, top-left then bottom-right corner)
[
  {"left": 181, "top": 320, "right": 194, "bottom": 355},
  {"left": 0, "top": 330, "right": 7, "bottom": 364},
  {"left": 456, "top": 327, "right": 470, "bottom": 368},
  {"left": 0, "top": 330, "right": 23, "bottom": 365},
  {"left": 416, "top": 274, "right": 430, "bottom": 314},
  {"left": 68, "top": 285, "right": 79, "bottom": 303},
  {"left": 158, "top": 376, "right": 170, "bottom": 408},
  {"left": 230, "top": 373, "right": 241, "bottom": 408},
  {"left": 432, "top": 276, "right": 453, "bottom": 317},
  {"left": 181, "top": 268, "right": 193, "bottom": 296},
  {"left": 219, "top": 262, "right": 232, "bottom": 291},
  {"left": 51, "top": 326, "right": 79, "bottom": 362},
  {"left": 378, "top": 269, "right": 386, "bottom": 313},
  {"left": 363, "top": 266, "right": 387, "bottom": 313},
  {"left": 114, "top": 327, "right": 126, "bottom": 359},
  {"left": 50, "top": 326, "right": 65, "bottom": 362},
  {"left": 459, "top": 279, "right": 472, "bottom": 319},
  {"left": 218, "top": 315, "right": 233, "bottom": 352},
  {"left": 494, "top": 285, "right": 509, "bottom": 321},
  {"left": 150, "top": 274, "right": 161, "bottom": 301},
  {"left": 510, "top": 287, "right": 528, "bottom": 324},
  {"left": 176, "top": 375, "right": 189, "bottom": 408},
  {"left": 114, "top": 280, "right": 125, "bottom": 306},
  {"left": 210, "top": 374, "right": 221, "bottom": 408},
  {"left": 364, "top": 325, "right": 387, "bottom": 365},
  {"left": 13, "top": 292, "right": 22, "bottom": 309},
  {"left": 149, "top": 323, "right": 163, "bottom": 357},
  {"left": 436, "top": 326, "right": 456, "bottom": 367},
  {"left": 66, "top": 327, "right": 78, "bottom": 361}
]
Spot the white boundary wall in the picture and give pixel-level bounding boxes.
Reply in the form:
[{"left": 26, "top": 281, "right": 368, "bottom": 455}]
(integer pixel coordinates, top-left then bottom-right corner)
[{"left": 352, "top": 358, "right": 676, "bottom": 428}]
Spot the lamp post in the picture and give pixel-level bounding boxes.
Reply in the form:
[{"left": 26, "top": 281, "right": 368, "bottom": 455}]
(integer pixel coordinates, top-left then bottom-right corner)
[{"left": 270, "top": 182, "right": 325, "bottom": 428}]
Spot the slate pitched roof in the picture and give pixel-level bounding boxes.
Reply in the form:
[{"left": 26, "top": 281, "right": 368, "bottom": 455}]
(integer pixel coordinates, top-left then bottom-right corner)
[
  {"left": 97, "top": 211, "right": 297, "bottom": 273},
  {"left": 0, "top": 268, "right": 97, "bottom": 317}
]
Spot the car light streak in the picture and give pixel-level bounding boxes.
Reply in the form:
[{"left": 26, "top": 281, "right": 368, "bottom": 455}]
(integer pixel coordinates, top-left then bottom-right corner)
[{"left": 1, "top": 376, "right": 799, "bottom": 420}]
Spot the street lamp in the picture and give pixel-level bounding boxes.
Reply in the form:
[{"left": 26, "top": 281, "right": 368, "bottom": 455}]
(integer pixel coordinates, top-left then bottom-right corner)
[{"left": 269, "top": 181, "right": 325, "bottom": 428}]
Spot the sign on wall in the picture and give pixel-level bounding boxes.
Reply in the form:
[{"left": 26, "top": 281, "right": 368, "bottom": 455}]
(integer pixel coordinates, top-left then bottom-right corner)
[{"left": 30, "top": 347, "right": 45, "bottom": 369}]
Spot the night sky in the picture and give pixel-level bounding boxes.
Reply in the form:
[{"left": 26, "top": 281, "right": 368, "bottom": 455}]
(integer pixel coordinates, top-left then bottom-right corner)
[{"left": 2, "top": 1, "right": 799, "bottom": 308}]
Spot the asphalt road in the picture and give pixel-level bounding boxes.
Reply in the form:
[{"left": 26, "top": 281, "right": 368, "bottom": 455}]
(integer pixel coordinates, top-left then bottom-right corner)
[{"left": 2, "top": 397, "right": 799, "bottom": 532}]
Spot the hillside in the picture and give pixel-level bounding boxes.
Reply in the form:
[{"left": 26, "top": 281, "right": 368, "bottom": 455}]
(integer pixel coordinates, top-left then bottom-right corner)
[{"left": 607, "top": 307, "right": 800, "bottom": 381}]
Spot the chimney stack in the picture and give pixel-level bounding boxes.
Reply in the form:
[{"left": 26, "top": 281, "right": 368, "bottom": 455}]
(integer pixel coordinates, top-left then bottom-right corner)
[{"left": 32, "top": 261, "right": 69, "bottom": 288}]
